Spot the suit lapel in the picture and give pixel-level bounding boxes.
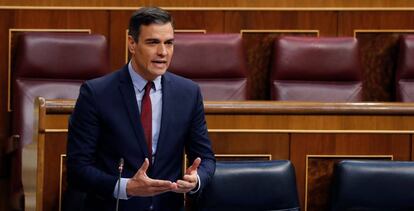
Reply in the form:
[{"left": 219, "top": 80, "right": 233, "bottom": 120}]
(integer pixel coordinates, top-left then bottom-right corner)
[
  {"left": 155, "top": 72, "right": 173, "bottom": 158},
  {"left": 118, "top": 66, "right": 150, "bottom": 158}
]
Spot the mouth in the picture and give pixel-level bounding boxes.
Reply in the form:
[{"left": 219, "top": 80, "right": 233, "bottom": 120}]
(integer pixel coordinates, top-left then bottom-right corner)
[
  {"left": 151, "top": 60, "right": 168, "bottom": 69},
  {"left": 152, "top": 60, "right": 167, "bottom": 65}
]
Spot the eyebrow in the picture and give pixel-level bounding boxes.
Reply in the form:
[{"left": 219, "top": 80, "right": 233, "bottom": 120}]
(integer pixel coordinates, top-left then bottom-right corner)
[
  {"left": 144, "top": 38, "right": 174, "bottom": 43},
  {"left": 145, "top": 38, "right": 160, "bottom": 43}
]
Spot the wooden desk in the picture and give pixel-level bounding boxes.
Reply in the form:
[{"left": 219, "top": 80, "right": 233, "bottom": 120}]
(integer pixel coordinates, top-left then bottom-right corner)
[{"left": 30, "top": 98, "right": 414, "bottom": 211}]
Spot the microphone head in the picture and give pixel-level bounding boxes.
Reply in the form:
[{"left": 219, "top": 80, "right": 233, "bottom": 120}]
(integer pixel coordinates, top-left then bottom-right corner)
[{"left": 118, "top": 158, "right": 124, "bottom": 172}]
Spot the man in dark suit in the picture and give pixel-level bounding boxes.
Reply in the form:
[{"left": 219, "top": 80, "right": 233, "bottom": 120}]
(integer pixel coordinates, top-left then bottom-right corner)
[{"left": 67, "top": 7, "right": 216, "bottom": 211}]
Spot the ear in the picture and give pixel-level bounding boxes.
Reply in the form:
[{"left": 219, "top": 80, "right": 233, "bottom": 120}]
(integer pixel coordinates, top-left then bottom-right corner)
[{"left": 127, "top": 35, "right": 136, "bottom": 54}]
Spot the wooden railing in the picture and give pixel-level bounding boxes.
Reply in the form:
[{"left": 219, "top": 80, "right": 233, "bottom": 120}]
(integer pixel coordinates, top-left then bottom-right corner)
[
  {"left": 1, "top": 0, "right": 414, "bottom": 8},
  {"left": 29, "top": 98, "right": 414, "bottom": 211}
]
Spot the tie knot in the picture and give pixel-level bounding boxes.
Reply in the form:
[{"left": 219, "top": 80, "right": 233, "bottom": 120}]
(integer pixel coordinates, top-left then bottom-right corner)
[{"left": 144, "top": 82, "right": 153, "bottom": 94}]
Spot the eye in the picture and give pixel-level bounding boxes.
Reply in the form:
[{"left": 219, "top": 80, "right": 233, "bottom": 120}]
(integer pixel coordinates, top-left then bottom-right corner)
[
  {"left": 165, "top": 40, "right": 174, "bottom": 46},
  {"left": 145, "top": 39, "right": 160, "bottom": 45}
]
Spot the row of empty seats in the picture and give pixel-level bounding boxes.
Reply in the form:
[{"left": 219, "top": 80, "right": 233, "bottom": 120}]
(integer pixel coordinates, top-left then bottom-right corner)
[
  {"left": 172, "top": 34, "right": 365, "bottom": 102},
  {"left": 174, "top": 34, "right": 414, "bottom": 102},
  {"left": 7, "top": 32, "right": 414, "bottom": 210},
  {"left": 12, "top": 33, "right": 414, "bottom": 104},
  {"left": 198, "top": 160, "right": 414, "bottom": 211}
]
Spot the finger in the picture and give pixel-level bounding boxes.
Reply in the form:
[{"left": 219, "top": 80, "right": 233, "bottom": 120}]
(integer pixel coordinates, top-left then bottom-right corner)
[
  {"left": 183, "top": 174, "right": 198, "bottom": 183},
  {"left": 148, "top": 185, "right": 175, "bottom": 194},
  {"left": 176, "top": 180, "right": 195, "bottom": 189},
  {"left": 186, "top": 157, "right": 201, "bottom": 174},
  {"left": 171, "top": 182, "right": 178, "bottom": 189},
  {"left": 148, "top": 178, "right": 174, "bottom": 188},
  {"left": 138, "top": 158, "right": 150, "bottom": 173},
  {"left": 173, "top": 180, "right": 195, "bottom": 193}
]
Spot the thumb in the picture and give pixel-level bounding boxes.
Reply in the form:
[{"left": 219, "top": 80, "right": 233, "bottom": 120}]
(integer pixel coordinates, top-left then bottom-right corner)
[
  {"left": 138, "top": 158, "right": 150, "bottom": 174},
  {"left": 186, "top": 157, "right": 201, "bottom": 174}
]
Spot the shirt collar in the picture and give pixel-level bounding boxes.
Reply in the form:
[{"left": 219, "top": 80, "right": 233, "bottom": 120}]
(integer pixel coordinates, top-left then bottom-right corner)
[{"left": 128, "top": 61, "right": 162, "bottom": 93}]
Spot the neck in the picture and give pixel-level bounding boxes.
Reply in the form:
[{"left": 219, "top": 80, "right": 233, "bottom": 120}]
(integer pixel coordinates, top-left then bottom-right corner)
[{"left": 130, "top": 59, "right": 155, "bottom": 81}]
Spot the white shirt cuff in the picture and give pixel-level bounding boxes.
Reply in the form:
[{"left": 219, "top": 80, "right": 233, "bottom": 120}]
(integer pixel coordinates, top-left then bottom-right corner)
[
  {"left": 189, "top": 174, "right": 201, "bottom": 194},
  {"left": 113, "top": 178, "right": 130, "bottom": 200}
]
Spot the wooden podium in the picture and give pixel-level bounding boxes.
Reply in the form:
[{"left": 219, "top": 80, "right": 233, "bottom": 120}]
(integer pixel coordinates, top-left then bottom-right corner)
[{"left": 29, "top": 97, "right": 414, "bottom": 211}]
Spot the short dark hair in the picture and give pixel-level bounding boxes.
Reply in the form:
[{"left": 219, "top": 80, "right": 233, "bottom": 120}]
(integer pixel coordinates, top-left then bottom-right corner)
[{"left": 128, "top": 7, "right": 173, "bottom": 42}]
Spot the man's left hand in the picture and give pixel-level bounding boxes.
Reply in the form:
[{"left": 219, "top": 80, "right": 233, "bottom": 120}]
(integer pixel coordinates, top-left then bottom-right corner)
[{"left": 173, "top": 157, "right": 201, "bottom": 193}]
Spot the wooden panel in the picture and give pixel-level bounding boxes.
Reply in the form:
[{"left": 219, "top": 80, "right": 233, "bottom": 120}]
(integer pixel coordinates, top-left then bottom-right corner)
[
  {"left": 215, "top": 154, "right": 271, "bottom": 161},
  {"left": 0, "top": 10, "right": 15, "bottom": 211},
  {"left": 43, "top": 115, "right": 70, "bottom": 130},
  {"left": 357, "top": 31, "right": 414, "bottom": 101},
  {"left": 290, "top": 133, "right": 411, "bottom": 210},
  {"left": 108, "top": 11, "right": 130, "bottom": 70},
  {"left": 60, "top": 155, "right": 67, "bottom": 210},
  {"left": 2, "top": 0, "right": 414, "bottom": 8},
  {"left": 207, "top": 114, "right": 414, "bottom": 130},
  {"left": 338, "top": 11, "right": 414, "bottom": 36},
  {"left": 11, "top": 10, "right": 108, "bottom": 34},
  {"left": 38, "top": 132, "right": 67, "bottom": 211},
  {"left": 412, "top": 135, "right": 414, "bottom": 161},
  {"left": 32, "top": 100, "right": 414, "bottom": 211},
  {"left": 224, "top": 11, "right": 337, "bottom": 35},
  {"left": 0, "top": 10, "right": 12, "bottom": 143},
  {"left": 0, "top": 11, "right": 13, "bottom": 192},
  {"left": 209, "top": 132, "right": 290, "bottom": 159},
  {"left": 170, "top": 11, "right": 224, "bottom": 33}
]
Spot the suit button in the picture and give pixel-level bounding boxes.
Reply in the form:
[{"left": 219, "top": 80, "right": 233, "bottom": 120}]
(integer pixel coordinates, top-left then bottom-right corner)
[{"left": 148, "top": 205, "right": 154, "bottom": 211}]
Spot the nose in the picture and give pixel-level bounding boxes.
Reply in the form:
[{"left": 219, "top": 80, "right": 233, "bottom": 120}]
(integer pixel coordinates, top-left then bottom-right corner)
[{"left": 157, "top": 44, "right": 167, "bottom": 56}]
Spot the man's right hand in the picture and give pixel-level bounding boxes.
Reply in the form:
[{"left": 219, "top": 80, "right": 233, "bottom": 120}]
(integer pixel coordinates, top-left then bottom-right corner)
[{"left": 126, "top": 158, "right": 177, "bottom": 197}]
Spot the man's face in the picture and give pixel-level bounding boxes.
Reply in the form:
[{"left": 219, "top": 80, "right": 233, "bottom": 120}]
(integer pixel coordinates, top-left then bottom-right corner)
[{"left": 128, "top": 22, "right": 174, "bottom": 81}]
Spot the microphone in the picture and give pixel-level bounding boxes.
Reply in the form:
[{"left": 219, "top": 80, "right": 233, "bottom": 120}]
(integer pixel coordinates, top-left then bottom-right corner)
[{"left": 116, "top": 158, "right": 124, "bottom": 211}]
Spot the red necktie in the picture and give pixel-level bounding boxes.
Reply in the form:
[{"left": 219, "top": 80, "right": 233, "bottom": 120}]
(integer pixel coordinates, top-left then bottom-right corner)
[{"left": 141, "top": 82, "right": 152, "bottom": 162}]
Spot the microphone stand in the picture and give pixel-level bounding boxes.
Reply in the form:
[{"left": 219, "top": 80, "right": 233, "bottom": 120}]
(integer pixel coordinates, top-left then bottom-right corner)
[{"left": 116, "top": 158, "right": 124, "bottom": 211}]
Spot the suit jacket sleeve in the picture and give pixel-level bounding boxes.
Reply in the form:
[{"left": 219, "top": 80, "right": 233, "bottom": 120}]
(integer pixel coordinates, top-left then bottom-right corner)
[
  {"left": 186, "top": 86, "right": 216, "bottom": 196},
  {"left": 67, "top": 82, "right": 117, "bottom": 197}
]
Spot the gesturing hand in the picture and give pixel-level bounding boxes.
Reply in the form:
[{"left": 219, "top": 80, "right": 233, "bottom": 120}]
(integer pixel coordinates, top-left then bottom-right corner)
[
  {"left": 173, "top": 157, "right": 201, "bottom": 193},
  {"left": 126, "top": 158, "right": 177, "bottom": 197}
]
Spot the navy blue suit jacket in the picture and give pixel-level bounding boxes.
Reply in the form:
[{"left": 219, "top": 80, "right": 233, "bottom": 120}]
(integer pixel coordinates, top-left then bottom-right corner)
[{"left": 67, "top": 65, "right": 216, "bottom": 211}]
